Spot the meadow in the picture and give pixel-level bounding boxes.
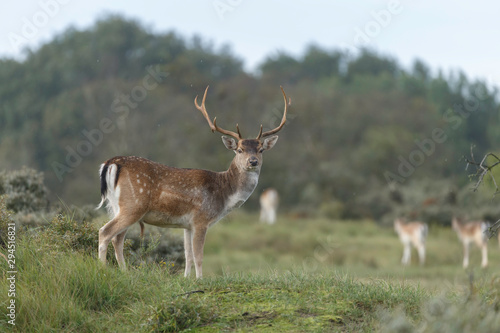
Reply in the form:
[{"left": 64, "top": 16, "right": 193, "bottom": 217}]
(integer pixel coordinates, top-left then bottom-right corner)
[{"left": 2, "top": 209, "right": 500, "bottom": 332}]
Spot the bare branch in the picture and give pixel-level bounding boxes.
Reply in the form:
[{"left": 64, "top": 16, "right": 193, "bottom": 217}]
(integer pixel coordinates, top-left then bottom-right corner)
[
  {"left": 464, "top": 146, "right": 500, "bottom": 194},
  {"left": 486, "top": 218, "right": 500, "bottom": 239}
]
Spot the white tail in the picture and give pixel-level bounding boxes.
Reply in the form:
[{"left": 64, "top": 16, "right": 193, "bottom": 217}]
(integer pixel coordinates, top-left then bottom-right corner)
[
  {"left": 97, "top": 86, "right": 290, "bottom": 278},
  {"left": 452, "top": 217, "right": 489, "bottom": 268},
  {"left": 394, "top": 218, "right": 428, "bottom": 265},
  {"left": 259, "top": 188, "right": 279, "bottom": 224}
]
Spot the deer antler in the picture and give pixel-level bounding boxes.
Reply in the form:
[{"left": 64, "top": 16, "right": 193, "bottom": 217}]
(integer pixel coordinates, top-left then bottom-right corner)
[
  {"left": 256, "top": 86, "right": 290, "bottom": 139},
  {"left": 194, "top": 86, "right": 242, "bottom": 140}
]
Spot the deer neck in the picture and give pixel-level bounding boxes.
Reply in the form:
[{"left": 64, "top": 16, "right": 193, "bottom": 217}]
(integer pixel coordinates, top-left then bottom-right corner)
[{"left": 220, "top": 160, "right": 260, "bottom": 212}]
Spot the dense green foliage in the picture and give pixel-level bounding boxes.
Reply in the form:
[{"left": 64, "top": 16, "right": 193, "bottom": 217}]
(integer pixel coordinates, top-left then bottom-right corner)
[{"left": 1, "top": 15, "right": 499, "bottom": 222}]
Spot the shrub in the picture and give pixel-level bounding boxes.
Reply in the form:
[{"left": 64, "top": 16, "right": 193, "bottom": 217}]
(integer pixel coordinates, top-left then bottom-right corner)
[
  {"left": 379, "top": 294, "right": 500, "bottom": 333},
  {"left": 146, "top": 295, "right": 216, "bottom": 332},
  {"left": 36, "top": 211, "right": 185, "bottom": 268},
  {"left": 52, "top": 202, "right": 101, "bottom": 224},
  {"left": 37, "top": 213, "right": 101, "bottom": 254},
  {"left": 319, "top": 200, "right": 345, "bottom": 219},
  {"left": 0, "top": 167, "right": 49, "bottom": 213},
  {"left": 0, "top": 195, "right": 14, "bottom": 248},
  {"left": 126, "top": 231, "right": 185, "bottom": 270},
  {"left": 371, "top": 178, "right": 500, "bottom": 226}
]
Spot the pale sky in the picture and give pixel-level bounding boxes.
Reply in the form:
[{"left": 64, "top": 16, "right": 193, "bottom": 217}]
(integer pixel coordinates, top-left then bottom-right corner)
[{"left": 1, "top": 1, "right": 499, "bottom": 87}]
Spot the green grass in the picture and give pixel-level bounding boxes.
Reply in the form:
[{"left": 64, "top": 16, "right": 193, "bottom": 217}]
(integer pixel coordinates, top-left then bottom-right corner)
[
  {"left": 199, "top": 212, "right": 500, "bottom": 289},
  {"left": 2, "top": 212, "right": 500, "bottom": 331},
  {"left": 0, "top": 239, "right": 425, "bottom": 332}
]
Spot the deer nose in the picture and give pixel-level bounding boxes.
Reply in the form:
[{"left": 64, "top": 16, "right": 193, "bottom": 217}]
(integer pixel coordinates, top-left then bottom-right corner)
[{"left": 249, "top": 157, "right": 259, "bottom": 167}]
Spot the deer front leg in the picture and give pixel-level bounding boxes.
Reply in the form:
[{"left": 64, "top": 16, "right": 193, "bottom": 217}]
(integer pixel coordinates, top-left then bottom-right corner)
[
  {"left": 192, "top": 226, "right": 208, "bottom": 279},
  {"left": 481, "top": 244, "right": 488, "bottom": 268},
  {"left": 260, "top": 208, "right": 265, "bottom": 223},
  {"left": 269, "top": 209, "right": 277, "bottom": 224},
  {"left": 462, "top": 242, "right": 469, "bottom": 269},
  {"left": 184, "top": 229, "right": 194, "bottom": 277},
  {"left": 402, "top": 243, "right": 411, "bottom": 265},
  {"left": 417, "top": 243, "right": 426, "bottom": 266}
]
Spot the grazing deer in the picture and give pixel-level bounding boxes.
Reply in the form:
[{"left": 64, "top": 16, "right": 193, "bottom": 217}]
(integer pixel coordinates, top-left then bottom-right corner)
[
  {"left": 259, "top": 188, "right": 279, "bottom": 224},
  {"left": 452, "top": 217, "right": 489, "bottom": 268},
  {"left": 394, "top": 218, "right": 428, "bottom": 265},
  {"left": 97, "top": 86, "right": 290, "bottom": 278}
]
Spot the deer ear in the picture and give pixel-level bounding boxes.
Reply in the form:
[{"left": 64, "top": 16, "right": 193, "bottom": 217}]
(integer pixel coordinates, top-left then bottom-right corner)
[
  {"left": 221, "top": 136, "right": 238, "bottom": 150},
  {"left": 262, "top": 135, "right": 278, "bottom": 151}
]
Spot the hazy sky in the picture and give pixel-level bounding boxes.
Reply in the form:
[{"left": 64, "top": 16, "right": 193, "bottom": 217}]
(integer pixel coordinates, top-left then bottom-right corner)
[{"left": 1, "top": 1, "right": 499, "bottom": 87}]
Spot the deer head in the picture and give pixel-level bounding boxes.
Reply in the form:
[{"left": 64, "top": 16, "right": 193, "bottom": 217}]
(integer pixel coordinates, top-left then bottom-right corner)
[{"left": 194, "top": 86, "right": 290, "bottom": 173}]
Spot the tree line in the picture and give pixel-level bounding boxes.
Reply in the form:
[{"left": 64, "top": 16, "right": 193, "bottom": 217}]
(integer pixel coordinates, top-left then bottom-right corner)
[{"left": 1, "top": 15, "right": 499, "bottom": 223}]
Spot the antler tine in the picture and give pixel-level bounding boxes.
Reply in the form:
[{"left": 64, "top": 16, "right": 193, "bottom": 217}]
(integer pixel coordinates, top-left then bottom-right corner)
[
  {"left": 236, "top": 124, "right": 243, "bottom": 138},
  {"left": 257, "top": 86, "right": 290, "bottom": 139},
  {"left": 194, "top": 86, "right": 242, "bottom": 139},
  {"left": 213, "top": 117, "right": 241, "bottom": 139},
  {"left": 256, "top": 124, "right": 263, "bottom": 139},
  {"left": 194, "top": 85, "right": 216, "bottom": 133}
]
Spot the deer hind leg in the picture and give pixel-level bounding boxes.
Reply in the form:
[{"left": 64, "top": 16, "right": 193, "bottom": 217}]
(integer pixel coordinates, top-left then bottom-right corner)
[
  {"left": 184, "top": 229, "right": 194, "bottom": 277},
  {"left": 192, "top": 226, "right": 208, "bottom": 279},
  {"left": 99, "top": 212, "right": 144, "bottom": 268},
  {"left": 112, "top": 230, "right": 128, "bottom": 269}
]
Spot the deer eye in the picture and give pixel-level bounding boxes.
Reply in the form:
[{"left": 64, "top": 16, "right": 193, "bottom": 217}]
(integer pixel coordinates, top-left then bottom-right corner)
[
  {"left": 237, "top": 148, "right": 243, "bottom": 154},
  {"left": 259, "top": 148, "right": 264, "bottom": 153}
]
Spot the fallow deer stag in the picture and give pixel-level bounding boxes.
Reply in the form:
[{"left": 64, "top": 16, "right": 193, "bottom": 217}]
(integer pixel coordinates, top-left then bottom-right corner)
[
  {"left": 452, "top": 217, "right": 489, "bottom": 268},
  {"left": 97, "top": 86, "right": 290, "bottom": 278},
  {"left": 394, "top": 218, "right": 428, "bottom": 265}
]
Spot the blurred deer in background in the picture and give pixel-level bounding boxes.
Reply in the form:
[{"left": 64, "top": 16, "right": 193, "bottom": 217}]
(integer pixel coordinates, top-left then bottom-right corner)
[
  {"left": 394, "top": 218, "right": 428, "bottom": 265},
  {"left": 259, "top": 188, "right": 279, "bottom": 224},
  {"left": 452, "top": 217, "right": 489, "bottom": 268},
  {"left": 97, "top": 86, "right": 290, "bottom": 278}
]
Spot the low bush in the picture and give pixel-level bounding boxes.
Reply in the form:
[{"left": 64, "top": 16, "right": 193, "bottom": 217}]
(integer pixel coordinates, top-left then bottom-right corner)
[
  {"left": 127, "top": 231, "right": 185, "bottom": 269},
  {"left": 0, "top": 167, "right": 49, "bottom": 213},
  {"left": 0, "top": 195, "right": 14, "bottom": 248},
  {"left": 146, "top": 295, "right": 217, "bottom": 332},
  {"left": 36, "top": 213, "right": 101, "bottom": 254},
  {"left": 34, "top": 212, "right": 185, "bottom": 269},
  {"left": 380, "top": 291, "right": 500, "bottom": 332},
  {"left": 347, "top": 178, "right": 500, "bottom": 226}
]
